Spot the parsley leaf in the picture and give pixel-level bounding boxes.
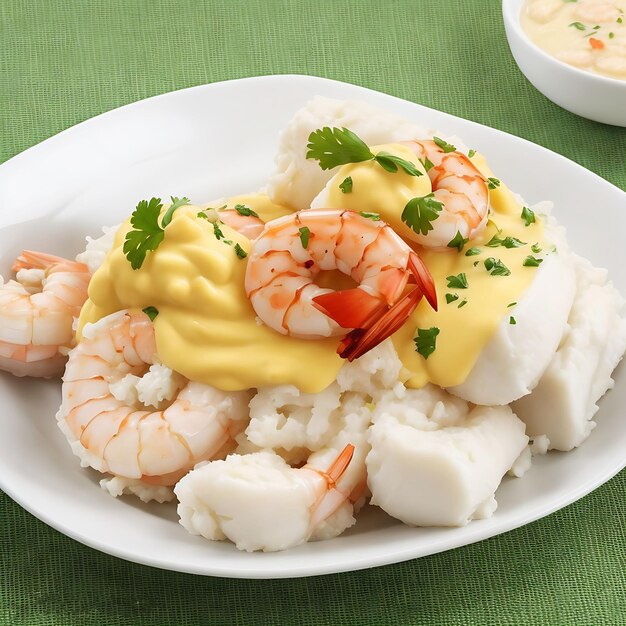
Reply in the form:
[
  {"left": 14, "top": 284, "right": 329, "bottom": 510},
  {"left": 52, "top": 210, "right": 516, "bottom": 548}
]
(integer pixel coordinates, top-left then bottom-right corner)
[
  {"left": 507, "top": 301, "right": 517, "bottom": 308},
  {"left": 569, "top": 21, "right": 586, "bottom": 30},
  {"left": 486, "top": 234, "right": 526, "bottom": 249},
  {"left": 433, "top": 136, "right": 456, "bottom": 153},
  {"left": 299, "top": 226, "right": 311, "bottom": 248},
  {"left": 468, "top": 149, "right": 476, "bottom": 158},
  {"left": 523, "top": 255, "right": 544, "bottom": 267},
  {"left": 123, "top": 196, "right": 191, "bottom": 269},
  {"left": 359, "top": 211, "right": 381, "bottom": 221},
  {"left": 233, "top": 243, "right": 248, "bottom": 259},
  {"left": 465, "top": 247, "right": 481, "bottom": 256},
  {"left": 306, "top": 127, "right": 373, "bottom": 170},
  {"left": 487, "top": 177, "right": 501, "bottom": 190},
  {"left": 509, "top": 316, "right": 517, "bottom": 325},
  {"left": 374, "top": 151, "right": 422, "bottom": 177},
  {"left": 458, "top": 299, "right": 468, "bottom": 308},
  {"left": 414, "top": 327, "right": 440, "bottom": 360},
  {"left": 484, "top": 257, "right": 511, "bottom": 276},
  {"left": 234, "top": 204, "right": 259, "bottom": 218},
  {"left": 339, "top": 176, "right": 353, "bottom": 193},
  {"left": 213, "top": 221, "right": 225, "bottom": 240},
  {"left": 401, "top": 194, "right": 443, "bottom": 235},
  {"left": 445, "top": 293, "right": 459, "bottom": 304},
  {"left": 446, "top": 273, "right": 468, "bottom": 289},
  {"left": 123, "top": 197, "right": 165, "bottom": 270},
  {"left": 447, "top": 231, "right": 468, "bottom": 252},
  {"left": 142, "top": 306, "right": 159, "bottom": 321},
  {"left": 521, "top": 206, "right": 536, "bottom": 226},
  {"left": 420, "top": 157, "right": 434, "bottom": 172},
  {"left": 531, "top": 243, "right": 542, "bottom": 253}
]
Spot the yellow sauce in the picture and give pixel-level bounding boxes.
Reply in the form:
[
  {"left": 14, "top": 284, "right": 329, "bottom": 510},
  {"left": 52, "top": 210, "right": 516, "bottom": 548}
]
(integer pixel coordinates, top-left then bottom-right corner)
[
  {"left": 320, "top": 149, "right": 545, "bottom": 389},
  {"left": 80, "top": 157, "right": 545, "bottom": 393},
  {"left": 79, "top": 195, "right": 343, "bottom": 393}
]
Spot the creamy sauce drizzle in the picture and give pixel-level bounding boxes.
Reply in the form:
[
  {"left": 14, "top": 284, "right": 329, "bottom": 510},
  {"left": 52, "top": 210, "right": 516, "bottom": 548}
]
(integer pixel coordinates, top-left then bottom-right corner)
[{"left": 522, "top": 0, "right": 626, "bottom": 79}]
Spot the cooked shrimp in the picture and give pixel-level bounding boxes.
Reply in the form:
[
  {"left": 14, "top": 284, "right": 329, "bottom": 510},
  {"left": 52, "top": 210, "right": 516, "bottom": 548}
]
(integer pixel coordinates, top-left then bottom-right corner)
[
  {"left": 401, "top": 140, "right": 490, "bottom": 247},
  {"left": 218, "top": 209, "right": 265, "bottom": 240},
  {"left": 57, "top": 310, "right": 252, "bottom": 486},
  {"left": 175, "top": 442, "right": 366, "bottom": 552},
  {"left": 0, "top": 250, "right": 90, "bottom": 378},
  {"left": 245, "top": 209, "right": 437, "bottom": 361}
]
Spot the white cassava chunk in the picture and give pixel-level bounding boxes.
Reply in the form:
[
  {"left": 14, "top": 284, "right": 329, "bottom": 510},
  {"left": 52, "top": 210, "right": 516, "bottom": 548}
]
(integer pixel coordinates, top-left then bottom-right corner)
[
  {"left": 449, "top": 253, "right": 576, "bottom": 405},
  {"left": 267, "top": 97, "right": 429, "bottom": 210},
  {"left": 367, "top": 387, "right": 529, "bottom": 526},
  {"left": 512, "top": 256, "right": 626, "bottom": 450}
]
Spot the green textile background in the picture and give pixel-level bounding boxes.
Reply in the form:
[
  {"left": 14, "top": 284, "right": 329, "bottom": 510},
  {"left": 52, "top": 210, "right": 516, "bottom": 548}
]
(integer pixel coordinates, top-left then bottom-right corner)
[{"left": 1, "top": 1, "right": 625, "bottom": 624}]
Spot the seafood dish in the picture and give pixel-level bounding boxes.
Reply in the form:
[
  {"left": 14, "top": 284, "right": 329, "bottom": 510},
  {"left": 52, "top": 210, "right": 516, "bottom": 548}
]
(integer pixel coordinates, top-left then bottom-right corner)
[{"left": 1, "top": 96, "right": 625, "bottom": 554}]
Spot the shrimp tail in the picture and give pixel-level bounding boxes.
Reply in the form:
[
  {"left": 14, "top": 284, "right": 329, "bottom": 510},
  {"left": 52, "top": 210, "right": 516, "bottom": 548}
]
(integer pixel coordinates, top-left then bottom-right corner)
[
  {"left": 408, "top": 252, "right": 438, "bottom": 311},
  {"left": 12, "top": 250, "right": 68, "bottom": 272},
  {"left": 337, "top": 287, "right": 423, "bottom": 361},
  {"left": 311, "top": 288, "right": 388, "bottom": 330}
]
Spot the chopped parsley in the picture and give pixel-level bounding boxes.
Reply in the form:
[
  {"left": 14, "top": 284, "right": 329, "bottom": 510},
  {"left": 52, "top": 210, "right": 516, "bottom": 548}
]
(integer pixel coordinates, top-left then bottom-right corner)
[
  {"left": 458, "top": 299, "right": 468, "bottom": 309},
  {"left": 521, "top": 206, "right": 536, "bottom": 227},
  {"left": 484, "top": 257, "right": 511, "bottom": 276},
  {"left": 465, "top": 247, "right": 481, "bottom": 256},
  {"left": 509, "top": 316, "right": 517, "bottom": 325},
  {"left": 569, "top": 21, "right": 586, "bottom": 30},
  {"left": 507, "top": 301, "right": 517, "bottom": 308},
  {"left": 339, "top": 176, "right": 353, "bottom": 193},
  {"left": 609, "top": 32, "right": 615, "bottom": 38},
  {"left": 433, "top": 136, "right": 456, "bottom": 153},
  {"left": 233, "top": 243, "right": 248, "bottom": 259},
  {"left": 401, "top": 194, "right": 443, "bottom": 235},
  {"left": 531, "top": 243, "right": 542, "bottom": 253},
  {"left": 359, "top": 211, "right": 381, "bottom": 221},
  {"left": 523, "top": 255, "right": 544, "bottom": 267},
  {"left": 486, "top": 234, "right": 526, "bottom": 249},
  {"left": 445, "top": 293, "right": 459, "bottom": 304},
  {"left": 487, "top": 177, "right": 501, "bottom": 190},
  {"left": 123, "top": 196, "right": 190, "bottom": 269},
  {"left": 420, "top": 157, "right": 434, "bottom": 172},
  {"left": 414, "top": 327, "right": 440, "bottom": 360},
  {"left": 212, "top": 221, "right": 226, "bottom": 240},
  {"left": 446, "top": 273, "right": 468, "bottom": 289},
  {"left": 447, "top": 231, "right": 469, "bottom": 252},
  {"left": 306, "top": 127, "right": 421, "bottom": 176},
  {"left": 468, "top": 149, "right": 476, "bottom": 158},
  {"left": 234, "top": 204, "right": 259, "bottom": 218},
  {"left": 299, "top": 226, "right": 311, "bottom": 248},
  {"left": 142, "top": 306, "right": 159, "bottom": 321}
]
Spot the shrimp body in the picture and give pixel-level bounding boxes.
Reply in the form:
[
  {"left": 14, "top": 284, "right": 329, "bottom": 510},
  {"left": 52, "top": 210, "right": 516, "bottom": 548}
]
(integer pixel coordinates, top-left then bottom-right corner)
[
  {"left": 57, "top": 310, "right": 251, "bottom": 486},
  {"left": 218, "top": 209, "right": 265, "bottom": 240},
  {"left": 175, "top": 442, "right": 363, "bottom": 552},
  {"left": 0, "top": 251, "right": 90, "bottom": 378},
  {"left": 402, "top": 140, "right": 490, "bottom": 248},
  {"left": 245, "top": 209, "right": 437, "bottom": 361}
]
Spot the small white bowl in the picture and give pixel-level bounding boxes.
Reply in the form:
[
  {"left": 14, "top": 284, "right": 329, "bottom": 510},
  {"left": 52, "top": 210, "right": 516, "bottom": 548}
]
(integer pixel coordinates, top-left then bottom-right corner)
[{"left": 503, "top": 0, "right": 626, "bottom": 126}]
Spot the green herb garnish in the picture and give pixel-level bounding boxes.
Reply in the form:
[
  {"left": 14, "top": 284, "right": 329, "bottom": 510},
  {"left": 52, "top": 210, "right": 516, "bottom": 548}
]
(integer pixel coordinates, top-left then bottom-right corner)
[
  {"left": 487, "top": 177, "right": 501, "bottom": 190},
  {"left": 521, "top": 206, "right": 536, "bottom": 227},
  {"left": 447, "top": 231, "right": 469, "bottom": 252},
  {"left": 234, "top": 204, "right": 259, "bottom": 218},
  {"left": 233, "top": 243, "right": 248, "bottom": 259},
  {"left": 509, "top": 316, "right": 517, "bottom": 325},
  {"left": 306, "top": 127, "right": 422, "bottom": 176},
  {"left": 420, "top": 157, "right": 434, "bottom": 172},
  {"left": 433, "top": 136, "right": 456, "bottom": 153},
  {"left": 484, "top": 257, "right": 511, "bottom": 276},
  {"left": 123, "top": 196, "right": 190, "bottom": 269},
  {"left": 414, "top": 327, "right": 440, "bottom": 360},
  {"left": 339, "top": 176, "right": 353, "bottom": 193},
  {"left": 507, "top": 302, "right": 517, "bottom": 308},
  {"left": 359, "top": 211, "right": 381, "bottom": 221},
  {"left": 445, "top": 293, "right": 459, "bottom": 304},
  {"left": 569, "top": 21, "right": 586, "bottom": 30},
  {"left": 523, "top": 255, "right": 544, "bottom": 267},
  {"left": 465, "top": 247, "right": 481, "bottom": 256},
  {"left": 531, "top": 243, "right": 542, "bottom": 253},
  {"left": 299, "top": 226, "right": 311, "bottom": 248},
  {"left": 401, "top": 194, "right": 443, "bottom": 235},
  {"left": 142, "top": 306, "right": 159, "bottom": 321},
  {"left": 468, "top": 149, "right": 476, "bottom": 158},
  {"left": 446, "top": 273, "right": 468, "bottom": 289},
  {"left": 486, "top": 234, "right": 526, "bottom": 249},
  {"left": 458, "top": 299, "right": 468, "bottom": 308}
]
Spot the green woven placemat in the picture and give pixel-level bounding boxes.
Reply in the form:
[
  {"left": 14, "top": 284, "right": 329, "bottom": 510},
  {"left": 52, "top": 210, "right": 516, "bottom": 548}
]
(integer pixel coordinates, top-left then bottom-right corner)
[{"left": 1, "top": 1, "right": 625, "bottom": 624}]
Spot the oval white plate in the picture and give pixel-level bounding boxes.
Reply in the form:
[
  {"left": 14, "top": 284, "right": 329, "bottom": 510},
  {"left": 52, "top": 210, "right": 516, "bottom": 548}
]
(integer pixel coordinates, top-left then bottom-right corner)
[{"left": 0, "top": 75, "right": 625, "bottom": 579}]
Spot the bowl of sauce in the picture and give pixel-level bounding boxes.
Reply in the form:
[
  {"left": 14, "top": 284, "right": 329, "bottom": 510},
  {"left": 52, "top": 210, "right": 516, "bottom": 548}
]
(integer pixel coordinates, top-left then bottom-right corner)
[{"left": 503, "top": 0, "right": 626, "bottom": 126}]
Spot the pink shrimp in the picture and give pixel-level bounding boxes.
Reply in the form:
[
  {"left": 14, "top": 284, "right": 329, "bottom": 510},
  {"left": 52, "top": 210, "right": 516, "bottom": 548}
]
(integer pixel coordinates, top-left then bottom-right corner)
[
  {"left": 0, "top": 251, "right": 90, "bottom": 378},
  {"left": 244, "top": 209, "right": 437, "bottom": 361}
]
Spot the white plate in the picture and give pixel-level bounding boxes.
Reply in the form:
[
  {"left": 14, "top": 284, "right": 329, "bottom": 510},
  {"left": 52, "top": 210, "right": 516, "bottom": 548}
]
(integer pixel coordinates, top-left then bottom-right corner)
[{"left": 0, "top": 75, "right": 625, "bottom": 579}]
